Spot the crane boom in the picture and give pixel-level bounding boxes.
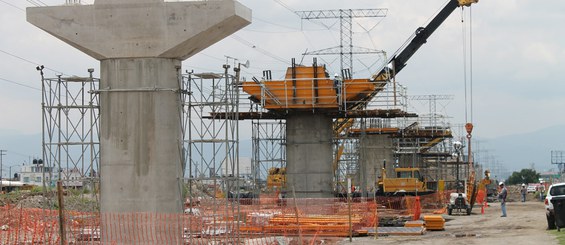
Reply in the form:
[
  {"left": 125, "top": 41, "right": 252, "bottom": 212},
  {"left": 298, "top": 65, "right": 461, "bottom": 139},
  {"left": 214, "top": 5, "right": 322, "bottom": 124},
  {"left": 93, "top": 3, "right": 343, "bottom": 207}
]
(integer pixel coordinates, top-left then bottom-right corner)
[
  {"left": 386, "top": 0, "right": 461, "bottom": 76},
  {"left": 374, "top": 0, "right": 477, "bottom": 80},
  {"left": 350, "top": 0, "right": 477, "bottom": 109}
]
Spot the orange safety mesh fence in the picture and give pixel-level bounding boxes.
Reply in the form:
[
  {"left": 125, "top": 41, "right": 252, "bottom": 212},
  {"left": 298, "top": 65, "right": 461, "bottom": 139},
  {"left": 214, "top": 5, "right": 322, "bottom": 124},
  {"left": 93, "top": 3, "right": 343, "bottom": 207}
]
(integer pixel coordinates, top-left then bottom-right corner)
[{"left": 0, "top": 193, "right": 454, "bottom": 244}]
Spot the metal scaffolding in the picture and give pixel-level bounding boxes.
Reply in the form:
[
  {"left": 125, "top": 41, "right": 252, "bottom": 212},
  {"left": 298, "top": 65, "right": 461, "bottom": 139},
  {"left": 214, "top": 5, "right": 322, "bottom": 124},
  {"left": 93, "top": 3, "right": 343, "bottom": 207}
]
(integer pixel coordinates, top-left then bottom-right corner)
[
  {"left": 182, "top": 65, "right": 243, "bottom": 243},
  {"left": 251, "top": 120, "right": 285, "bottom": 191},
  {"left": 334, "top": 137, "right": 359, "bottom": 194},
  {"left": 40, "top": 68, "right": 100, "bottom": 201}
]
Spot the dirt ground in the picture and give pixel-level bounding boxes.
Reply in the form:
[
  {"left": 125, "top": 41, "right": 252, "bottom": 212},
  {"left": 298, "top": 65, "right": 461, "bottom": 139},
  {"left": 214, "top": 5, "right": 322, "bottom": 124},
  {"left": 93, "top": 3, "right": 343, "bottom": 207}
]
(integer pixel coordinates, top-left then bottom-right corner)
[{"left": 338, "top": 200, "right": 557, "bottom": 245}]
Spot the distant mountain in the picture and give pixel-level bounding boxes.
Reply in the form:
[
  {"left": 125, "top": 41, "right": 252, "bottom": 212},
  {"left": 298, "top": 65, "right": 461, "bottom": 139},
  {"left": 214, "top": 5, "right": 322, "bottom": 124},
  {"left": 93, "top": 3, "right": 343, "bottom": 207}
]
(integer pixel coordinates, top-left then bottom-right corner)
[
  {"left": 480, "top": 124, "right": 565, "bottom": 176},
  {"left": 2, "top": 125, "right": 563, "bottom": 180}
]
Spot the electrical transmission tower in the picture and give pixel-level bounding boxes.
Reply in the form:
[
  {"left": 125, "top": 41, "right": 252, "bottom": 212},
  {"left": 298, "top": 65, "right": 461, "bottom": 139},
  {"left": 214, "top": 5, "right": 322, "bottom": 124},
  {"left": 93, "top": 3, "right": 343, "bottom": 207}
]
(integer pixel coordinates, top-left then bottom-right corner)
[{"left": 296, "top": 8, "right": 387, "bottom": 77}]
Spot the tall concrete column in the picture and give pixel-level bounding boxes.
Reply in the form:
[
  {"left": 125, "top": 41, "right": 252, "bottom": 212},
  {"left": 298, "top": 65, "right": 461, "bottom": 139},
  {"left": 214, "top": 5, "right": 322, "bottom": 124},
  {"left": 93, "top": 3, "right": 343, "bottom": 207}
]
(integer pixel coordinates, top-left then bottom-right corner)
[
  {"left": 359, "top": 134, "right": 394, "bottom": 196},
  {"left": 99, "top": 58, "right": 182, "bottom": 213},
  {"left": 286, "top": 113, "right": 334, "bottom": 198},
  {"left": 28, "top": 0, "right": 250, "bottom": 243}
]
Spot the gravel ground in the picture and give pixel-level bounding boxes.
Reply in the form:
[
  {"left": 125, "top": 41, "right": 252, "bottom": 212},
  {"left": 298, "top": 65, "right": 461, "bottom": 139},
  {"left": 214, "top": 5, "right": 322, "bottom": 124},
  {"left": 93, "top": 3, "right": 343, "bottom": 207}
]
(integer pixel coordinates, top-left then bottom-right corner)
[{"left": 339, "top": 201, "right": 557, "bottom": 245}]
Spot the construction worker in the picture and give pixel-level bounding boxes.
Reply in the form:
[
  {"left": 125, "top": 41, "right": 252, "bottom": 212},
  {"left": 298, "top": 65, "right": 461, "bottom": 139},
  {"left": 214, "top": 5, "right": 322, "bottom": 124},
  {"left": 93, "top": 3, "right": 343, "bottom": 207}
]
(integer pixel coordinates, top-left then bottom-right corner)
[
  {"left": 333, "top": 73, "right": 342, "bottom": 107},
  {"left": 498, "top": 182, "right": 508, "bottom": 217},
  {"left": 520, "top": 184, "right": 527, "bottom": 202}
]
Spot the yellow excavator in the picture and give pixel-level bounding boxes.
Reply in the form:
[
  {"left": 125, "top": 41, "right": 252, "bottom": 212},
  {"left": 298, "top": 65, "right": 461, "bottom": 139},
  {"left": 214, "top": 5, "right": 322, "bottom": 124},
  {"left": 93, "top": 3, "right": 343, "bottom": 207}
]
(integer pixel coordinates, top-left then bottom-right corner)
[{"left": 267, "top": 167, "right": 286, "bottom": 188}]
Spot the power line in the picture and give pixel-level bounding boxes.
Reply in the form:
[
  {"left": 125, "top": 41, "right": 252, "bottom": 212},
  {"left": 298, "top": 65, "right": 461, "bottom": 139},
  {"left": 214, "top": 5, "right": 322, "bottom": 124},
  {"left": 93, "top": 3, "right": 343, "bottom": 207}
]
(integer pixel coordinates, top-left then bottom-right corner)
[
  {"left": 231, "top": 34, "right": 290, "bottom": 65},
  {"left": 254, "top": 16, "right": 299, "bottom": 30},
  {"left": 0, "top": 0, "right": 25, "bottom": 11},
  {"left": 0, "top": 77, "right": 41, "bottom": 91},
  {"left": 252, "top": 16, "right": 329, "bottom": 32},
  {"left": 25, "top": 0, "right": 46, "bottom": 7},
  {"left": 35, "top": 0, "right": 48, "bottom": 6},
  {"left": 0, "top": 49, "right": 68, "bottom": 76},
  {"left": 272, "top": 0, "right": 298, "bottom": 16}
]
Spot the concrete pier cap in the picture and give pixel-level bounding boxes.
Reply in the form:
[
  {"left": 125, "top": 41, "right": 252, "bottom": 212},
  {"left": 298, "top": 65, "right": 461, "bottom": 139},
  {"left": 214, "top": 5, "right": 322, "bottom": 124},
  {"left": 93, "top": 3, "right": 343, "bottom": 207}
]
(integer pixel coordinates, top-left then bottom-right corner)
[{"left": 27, "top": 0, "right": 252, "bottom": 60}]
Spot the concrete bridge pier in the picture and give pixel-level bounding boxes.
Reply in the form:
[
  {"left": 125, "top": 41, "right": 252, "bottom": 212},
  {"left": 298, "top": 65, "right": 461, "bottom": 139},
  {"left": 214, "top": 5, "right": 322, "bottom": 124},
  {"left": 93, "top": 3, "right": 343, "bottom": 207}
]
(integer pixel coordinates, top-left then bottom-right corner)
[{"left": 28, "top": 0, "right": 251, "bottom": 243}]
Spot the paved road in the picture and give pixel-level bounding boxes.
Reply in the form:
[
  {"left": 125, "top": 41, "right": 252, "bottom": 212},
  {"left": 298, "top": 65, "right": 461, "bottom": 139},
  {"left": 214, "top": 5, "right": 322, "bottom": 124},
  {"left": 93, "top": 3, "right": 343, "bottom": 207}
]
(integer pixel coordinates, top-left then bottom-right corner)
[{"left": 339, "top": 201, "right": 557, "bottom": 245}]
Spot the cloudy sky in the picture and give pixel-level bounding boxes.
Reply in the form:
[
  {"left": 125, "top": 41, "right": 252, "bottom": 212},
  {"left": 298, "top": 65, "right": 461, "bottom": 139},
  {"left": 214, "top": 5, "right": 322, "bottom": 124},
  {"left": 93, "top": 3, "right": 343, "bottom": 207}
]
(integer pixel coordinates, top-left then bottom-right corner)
[{"left": 1, "top": 0, "right": 564, "bottom": 174}]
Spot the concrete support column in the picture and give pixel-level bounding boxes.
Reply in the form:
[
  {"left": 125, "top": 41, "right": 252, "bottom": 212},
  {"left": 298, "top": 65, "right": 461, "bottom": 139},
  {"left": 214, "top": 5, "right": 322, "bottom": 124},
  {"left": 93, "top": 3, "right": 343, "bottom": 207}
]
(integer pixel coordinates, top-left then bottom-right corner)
[
  {"left": 359, "top": 134, "right": 394, "bottom": 196},
  {"left": 99, "top": 58, "right": 183, "bottom": 243},
  {"left": 286, "top": 113, "right": 334, "bottom": 198},
  {"left": 28, "top": 0, "right": 250, "bottom": 242}
]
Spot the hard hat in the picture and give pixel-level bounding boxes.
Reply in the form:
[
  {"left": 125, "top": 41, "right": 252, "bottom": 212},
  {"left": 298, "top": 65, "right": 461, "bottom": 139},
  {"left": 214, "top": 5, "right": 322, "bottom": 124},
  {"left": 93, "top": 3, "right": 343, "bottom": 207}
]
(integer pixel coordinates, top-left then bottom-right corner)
[
  {"left": 334, "top": 73, "right": 339, "bottom": 78},
  {"left": 499, "top": 182, "right": 504, "bottom": 186},
  {"left": 522, "top": 183, "right": 526, "bottom": 187}
]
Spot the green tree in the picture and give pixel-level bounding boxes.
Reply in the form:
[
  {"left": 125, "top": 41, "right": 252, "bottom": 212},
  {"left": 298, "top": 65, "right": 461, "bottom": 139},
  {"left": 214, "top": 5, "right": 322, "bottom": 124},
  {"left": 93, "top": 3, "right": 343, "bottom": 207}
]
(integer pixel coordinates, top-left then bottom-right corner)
[{"left": 506, "top": 169, "right": 541, "bottom": 185}]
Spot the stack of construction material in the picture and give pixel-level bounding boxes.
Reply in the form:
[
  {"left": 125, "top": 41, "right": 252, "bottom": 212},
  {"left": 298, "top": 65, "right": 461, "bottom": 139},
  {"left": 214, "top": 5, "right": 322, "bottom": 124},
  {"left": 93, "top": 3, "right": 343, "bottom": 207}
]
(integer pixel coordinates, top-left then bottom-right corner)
[
  {"left": 423, "top": 215, "right": 445, "bottom": 230},
  {"left": 263, "top": 214, "right": 364, "bottom": 237},
  {"left": 404, "top": 220, "right": 425, "bottom": 228}
]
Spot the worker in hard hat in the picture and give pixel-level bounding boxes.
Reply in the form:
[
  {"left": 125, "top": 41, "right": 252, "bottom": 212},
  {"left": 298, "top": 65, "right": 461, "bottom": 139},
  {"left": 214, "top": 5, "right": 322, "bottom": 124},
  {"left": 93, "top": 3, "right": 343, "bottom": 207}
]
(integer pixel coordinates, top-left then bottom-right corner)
[
  {"left": 520, "top": 184, "right": 527, "bottom": 202},
  {"left": 498, "top": 182, "right": 508, "bottom": 217},
  {"left": 333, "top": 73, "right": 342, "bottom": 107}
]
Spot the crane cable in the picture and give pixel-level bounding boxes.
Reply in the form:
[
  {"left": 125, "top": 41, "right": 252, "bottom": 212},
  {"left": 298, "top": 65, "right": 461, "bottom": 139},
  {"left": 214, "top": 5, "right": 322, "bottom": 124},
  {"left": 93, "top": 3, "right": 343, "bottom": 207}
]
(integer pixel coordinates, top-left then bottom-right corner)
[
  {"left": 470, "top": 6, "right": 474, "bottom": 124},
  {"left": 461, "top": 6, "right": 474, "bottom": 124}
]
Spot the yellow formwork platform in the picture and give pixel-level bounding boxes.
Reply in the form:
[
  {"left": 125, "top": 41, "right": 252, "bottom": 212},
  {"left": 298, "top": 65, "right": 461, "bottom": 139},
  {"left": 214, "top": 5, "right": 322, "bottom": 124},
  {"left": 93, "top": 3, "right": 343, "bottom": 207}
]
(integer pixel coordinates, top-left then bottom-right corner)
[{"left": 242, "top": 66, "right": 375, "bottom": 110}]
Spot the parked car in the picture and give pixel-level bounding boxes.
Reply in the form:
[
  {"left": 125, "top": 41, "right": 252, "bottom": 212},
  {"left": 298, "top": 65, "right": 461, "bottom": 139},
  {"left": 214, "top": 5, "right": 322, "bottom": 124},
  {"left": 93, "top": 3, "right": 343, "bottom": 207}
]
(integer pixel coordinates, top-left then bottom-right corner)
[
  {"left": 545, "top": 182, "right": 565, "bottom": 229},
  {"left": 527, "top": 185, "right": 537, "bottom": 193}
]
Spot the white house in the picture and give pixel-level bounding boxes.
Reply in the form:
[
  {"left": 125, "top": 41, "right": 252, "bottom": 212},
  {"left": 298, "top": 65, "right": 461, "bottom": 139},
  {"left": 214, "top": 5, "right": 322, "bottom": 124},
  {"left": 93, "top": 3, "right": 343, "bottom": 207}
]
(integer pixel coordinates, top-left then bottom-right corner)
[{"left": 19, "top": 164, "right": 84, "bottom": 188}]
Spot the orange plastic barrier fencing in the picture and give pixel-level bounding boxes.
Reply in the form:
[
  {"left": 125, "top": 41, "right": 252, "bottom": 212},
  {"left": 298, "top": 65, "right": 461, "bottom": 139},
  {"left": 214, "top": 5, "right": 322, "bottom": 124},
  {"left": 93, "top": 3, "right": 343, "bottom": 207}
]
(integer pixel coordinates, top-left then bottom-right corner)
[{"left": 0, "top": 193, "right": 453, "bottom": 244}]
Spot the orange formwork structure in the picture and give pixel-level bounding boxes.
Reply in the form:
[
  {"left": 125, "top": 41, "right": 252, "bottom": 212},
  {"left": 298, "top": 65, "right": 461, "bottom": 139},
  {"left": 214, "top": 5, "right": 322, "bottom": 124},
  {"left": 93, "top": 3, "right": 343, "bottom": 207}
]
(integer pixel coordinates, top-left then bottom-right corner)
[{"left": 242, "top": 63, "right": 378, "bottom": 111}]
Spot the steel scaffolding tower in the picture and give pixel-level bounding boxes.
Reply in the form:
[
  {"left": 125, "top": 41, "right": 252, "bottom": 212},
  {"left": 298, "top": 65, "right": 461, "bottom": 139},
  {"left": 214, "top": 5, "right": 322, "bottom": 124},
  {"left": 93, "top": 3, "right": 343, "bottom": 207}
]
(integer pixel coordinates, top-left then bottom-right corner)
[
  {"left": 183, "top": 66, "right": 240, "bottom": 184},
  {"left": 251, "top": 120, "right": 285, "bottom": 190},
  {"left": 182, "top": 65, "right": 243, "bottom": 243},
  {"left": 41, "top": 68, "right": 100, "bottom": 196},
  {"left": 334, "top": 137, "right": 359, "bottom": 194}
]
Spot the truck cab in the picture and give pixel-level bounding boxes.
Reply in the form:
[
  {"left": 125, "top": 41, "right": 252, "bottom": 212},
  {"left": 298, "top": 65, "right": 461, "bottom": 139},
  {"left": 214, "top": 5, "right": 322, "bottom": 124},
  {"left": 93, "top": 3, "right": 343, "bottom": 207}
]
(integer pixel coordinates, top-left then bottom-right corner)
[{"left": 377, "top": 167, "right": 431, "bottom": 195}]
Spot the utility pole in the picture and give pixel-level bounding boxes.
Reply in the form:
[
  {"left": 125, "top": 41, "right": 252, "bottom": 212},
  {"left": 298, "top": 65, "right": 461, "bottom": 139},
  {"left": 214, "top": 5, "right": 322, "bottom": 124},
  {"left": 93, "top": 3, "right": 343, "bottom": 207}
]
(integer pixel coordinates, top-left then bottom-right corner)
[
  {"left": 296, "top": 8, "right": 387, "bottom": 77},
  {"left": 0, "top": 150, "right": 6, "bottom": 193}
]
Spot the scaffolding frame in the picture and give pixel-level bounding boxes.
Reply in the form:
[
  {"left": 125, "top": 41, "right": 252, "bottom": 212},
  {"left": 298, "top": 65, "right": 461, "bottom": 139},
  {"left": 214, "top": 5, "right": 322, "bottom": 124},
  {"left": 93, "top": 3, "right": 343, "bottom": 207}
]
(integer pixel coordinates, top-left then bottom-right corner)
[
  {"left": 182, "top": 65, "right": 243, "bottom": 243},
  {"left": 334, "top": 137, "right": 359, "bottom": 193},
  {"left": 333, "top": 80, "right": 408, "bottom": 194},
  {"left": 41, "top": 68, "right": 100, "bottom": 203},
  {"left": 251, "top": 120, "right": 286, "bottom": 191}
]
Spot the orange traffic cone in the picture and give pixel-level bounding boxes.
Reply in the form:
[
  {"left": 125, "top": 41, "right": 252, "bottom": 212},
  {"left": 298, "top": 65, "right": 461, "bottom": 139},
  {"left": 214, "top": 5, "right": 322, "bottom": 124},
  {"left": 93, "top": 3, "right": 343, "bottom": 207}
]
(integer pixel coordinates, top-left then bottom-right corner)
[{"left": 413, "top": 196, "right": 421, "bottom": 220}]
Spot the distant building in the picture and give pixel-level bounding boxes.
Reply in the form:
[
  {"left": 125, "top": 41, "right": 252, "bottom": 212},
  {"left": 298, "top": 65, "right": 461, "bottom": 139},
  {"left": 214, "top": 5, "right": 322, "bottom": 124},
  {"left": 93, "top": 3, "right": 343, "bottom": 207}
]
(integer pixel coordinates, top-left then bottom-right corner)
[
  {"left": 19, "top": 164, "right": 55, "bottom": 187},
  {"left": 19, "top": 164, "right": 84, "bottom": 188}
]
